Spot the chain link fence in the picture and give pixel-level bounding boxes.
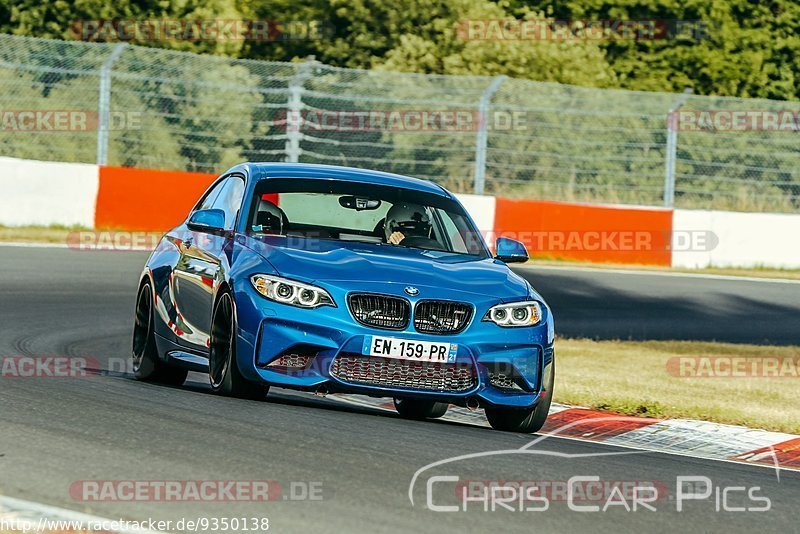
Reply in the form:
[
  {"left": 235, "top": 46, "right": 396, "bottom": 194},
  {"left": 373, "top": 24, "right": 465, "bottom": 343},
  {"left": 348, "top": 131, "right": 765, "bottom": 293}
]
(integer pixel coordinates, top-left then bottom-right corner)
[{"left": 1, "top": 34, "right": 798, "bottom": 212}]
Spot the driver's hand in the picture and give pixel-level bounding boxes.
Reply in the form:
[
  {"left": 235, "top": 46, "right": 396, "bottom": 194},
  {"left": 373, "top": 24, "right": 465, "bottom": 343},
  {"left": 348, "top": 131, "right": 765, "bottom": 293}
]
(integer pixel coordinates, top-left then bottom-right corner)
[{"left": 388, "top": 231, "right": 405, "bottom": 245}]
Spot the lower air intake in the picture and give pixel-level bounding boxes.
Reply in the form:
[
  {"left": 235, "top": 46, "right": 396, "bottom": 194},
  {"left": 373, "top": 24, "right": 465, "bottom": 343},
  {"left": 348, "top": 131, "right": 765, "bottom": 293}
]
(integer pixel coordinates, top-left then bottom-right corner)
[
  {"left": 267, "top": 354, "right": 313, "bottom": 370},
  {"left": 331, "top": 354, "right": 476, "bottom": 393},
  {"left": 488, "top": 371, "right": 525, "bottom": 391}
]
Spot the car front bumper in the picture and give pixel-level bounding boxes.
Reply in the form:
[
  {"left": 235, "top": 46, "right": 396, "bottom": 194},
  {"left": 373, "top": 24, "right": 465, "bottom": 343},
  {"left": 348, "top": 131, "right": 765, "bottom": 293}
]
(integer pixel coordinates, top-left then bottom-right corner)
[{"left": 233, "top": 279, "right": 555, "bottom": 410}]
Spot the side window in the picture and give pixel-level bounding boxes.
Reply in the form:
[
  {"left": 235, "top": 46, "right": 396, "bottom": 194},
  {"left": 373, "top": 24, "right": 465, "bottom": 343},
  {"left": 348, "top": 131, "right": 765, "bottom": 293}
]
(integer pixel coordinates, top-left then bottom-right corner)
[
  {"left": 194, "top": 178, "right": 228, "bottom": 213},
  {"left": 436, "top": 208, "right": 469, "bottom": 254},
  {"left": 211, "top": 176, "right": 245, "bottom": 230}
]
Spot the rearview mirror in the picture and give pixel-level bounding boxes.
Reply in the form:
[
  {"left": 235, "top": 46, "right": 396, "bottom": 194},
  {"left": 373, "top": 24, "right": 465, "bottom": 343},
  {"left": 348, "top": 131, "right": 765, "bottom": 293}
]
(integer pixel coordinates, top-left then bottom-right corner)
[
  {"left": 495, "top": 237, "right": 529, "bottom": 264},
  {"left": 339, "top": 195, "right": 381, "bottom": 211},
  {"left": 187, "top": 208, "right": 226, "bottom": 232}
]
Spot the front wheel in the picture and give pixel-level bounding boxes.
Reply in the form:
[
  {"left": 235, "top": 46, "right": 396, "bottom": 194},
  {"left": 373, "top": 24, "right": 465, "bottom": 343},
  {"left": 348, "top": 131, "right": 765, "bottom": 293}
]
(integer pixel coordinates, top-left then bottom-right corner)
[
  {"left": 209, "top": 292, "right": 269, "bottom": 400},
  {"left": 393, "top": 398, "right": 449, "bottom": 420},
  {"left": 132, "top": 282, "right": 188, "bottom": 386},
  {"left": 485, "top": 360, "right": 555, "bottom": 433}
]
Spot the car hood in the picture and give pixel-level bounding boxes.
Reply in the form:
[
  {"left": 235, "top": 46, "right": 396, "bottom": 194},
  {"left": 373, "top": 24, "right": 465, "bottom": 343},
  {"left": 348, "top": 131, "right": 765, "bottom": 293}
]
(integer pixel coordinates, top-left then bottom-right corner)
[{"left": 241, "top": 235, "right": 530, "bottom": 300}]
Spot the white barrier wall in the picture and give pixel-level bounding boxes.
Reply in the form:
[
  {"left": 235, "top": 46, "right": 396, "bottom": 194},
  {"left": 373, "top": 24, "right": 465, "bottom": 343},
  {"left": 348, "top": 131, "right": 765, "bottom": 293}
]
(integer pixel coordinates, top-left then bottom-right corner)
[
  {"left": 0, "top": 157, "right": 99, "bottom": 227},
  {"left": 455, "top": 193, "right": 496, "bottom": 238},
  {"left": 673, "top": 209, "right": 800, "bottom": 269},
  {"left": 1, "top": 155, "right": 799, "bottom": 270}
]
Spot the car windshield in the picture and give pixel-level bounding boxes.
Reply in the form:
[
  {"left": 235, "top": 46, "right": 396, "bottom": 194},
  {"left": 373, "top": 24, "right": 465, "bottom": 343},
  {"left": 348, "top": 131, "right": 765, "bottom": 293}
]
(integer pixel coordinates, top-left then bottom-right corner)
[{"left": 248, "top": 178, "right": 489, "bottom": 257}]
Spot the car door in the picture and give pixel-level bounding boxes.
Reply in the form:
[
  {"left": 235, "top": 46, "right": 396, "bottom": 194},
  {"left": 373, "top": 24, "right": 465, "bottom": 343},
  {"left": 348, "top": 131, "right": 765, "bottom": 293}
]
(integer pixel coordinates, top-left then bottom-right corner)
[{"left": 171, "top": 175, "right": 245, "bottom": 352}]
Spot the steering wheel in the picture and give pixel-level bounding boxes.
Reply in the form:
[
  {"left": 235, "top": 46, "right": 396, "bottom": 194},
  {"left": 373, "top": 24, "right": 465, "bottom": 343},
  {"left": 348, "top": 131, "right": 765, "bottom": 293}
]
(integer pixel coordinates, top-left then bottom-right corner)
[{"left": 400, "top": 236, "right": 446, "bottom": 251}]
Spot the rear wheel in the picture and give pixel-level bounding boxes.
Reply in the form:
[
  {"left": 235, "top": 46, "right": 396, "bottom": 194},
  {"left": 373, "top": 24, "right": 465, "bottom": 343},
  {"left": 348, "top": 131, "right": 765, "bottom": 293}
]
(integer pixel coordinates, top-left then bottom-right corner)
[
  {"left": 132, "top": 282, "right": 188, "bottom": 385},
  {"left": 485, "top": 361, "right": 555, "bottom": 433},
  {"left": 393, "top": 398, "right": 449, "bottom": 420},
  {"left": 209, "top": 292, "right": 269, "bottom": 400}
]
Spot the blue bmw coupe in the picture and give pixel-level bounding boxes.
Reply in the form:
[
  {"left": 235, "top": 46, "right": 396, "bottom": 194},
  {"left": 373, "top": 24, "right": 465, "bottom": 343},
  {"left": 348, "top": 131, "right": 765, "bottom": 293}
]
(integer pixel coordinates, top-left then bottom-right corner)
[{"left": 133, "top": 163, "right": 555, "bottom": 432}]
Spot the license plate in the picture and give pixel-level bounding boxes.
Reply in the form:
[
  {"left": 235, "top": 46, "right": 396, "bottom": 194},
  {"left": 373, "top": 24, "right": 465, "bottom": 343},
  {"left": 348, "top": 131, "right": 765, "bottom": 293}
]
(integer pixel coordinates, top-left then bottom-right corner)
[{"left": 362, "top": 335, "right": 457, "bottom": 363}]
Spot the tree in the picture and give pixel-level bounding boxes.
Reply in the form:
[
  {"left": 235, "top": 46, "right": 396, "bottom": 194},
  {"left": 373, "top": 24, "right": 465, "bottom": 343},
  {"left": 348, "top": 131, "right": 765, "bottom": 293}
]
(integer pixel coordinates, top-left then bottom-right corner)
[{"left": 508, "top": 0, "right": 800, "bottom": 100}]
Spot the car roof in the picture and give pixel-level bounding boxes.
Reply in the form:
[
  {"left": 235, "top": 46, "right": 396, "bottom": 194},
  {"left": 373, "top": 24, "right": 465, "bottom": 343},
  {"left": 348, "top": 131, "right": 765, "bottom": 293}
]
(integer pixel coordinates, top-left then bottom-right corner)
[{"left": 236, "top": 162, "right": 453, "bottom": 198}]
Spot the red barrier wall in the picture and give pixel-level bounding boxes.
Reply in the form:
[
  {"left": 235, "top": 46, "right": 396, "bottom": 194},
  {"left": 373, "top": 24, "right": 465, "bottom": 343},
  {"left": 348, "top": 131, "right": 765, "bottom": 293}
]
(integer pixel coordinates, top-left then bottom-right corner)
[
  {"left": 494, "top": 198, "right": 673, "bottom": 266},
  {"left": 95, "top": 167, "right": 216, "bottom": 231},
  {"left": 93, "top": 166, "right": 673, "bottom": 266}
]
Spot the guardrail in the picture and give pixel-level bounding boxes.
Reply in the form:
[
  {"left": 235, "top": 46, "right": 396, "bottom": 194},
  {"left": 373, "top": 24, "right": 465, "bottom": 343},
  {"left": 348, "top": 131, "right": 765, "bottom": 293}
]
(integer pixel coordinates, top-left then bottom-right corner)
[{"left": 4, "top": 156, "right": 800, "bottom": 269}]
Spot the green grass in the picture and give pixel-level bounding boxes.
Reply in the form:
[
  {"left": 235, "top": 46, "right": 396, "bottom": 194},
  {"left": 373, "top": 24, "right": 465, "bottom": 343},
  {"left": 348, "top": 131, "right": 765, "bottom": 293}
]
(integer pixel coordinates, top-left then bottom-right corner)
[
  {"left": 0, "top": 224, "right": 87, "bottom": 243},
  {"left": 0, "top": 225, "right": 165, "bottom": 247},
  {"left": 556, "top": 339, "right": 800, "bottom": 434}
]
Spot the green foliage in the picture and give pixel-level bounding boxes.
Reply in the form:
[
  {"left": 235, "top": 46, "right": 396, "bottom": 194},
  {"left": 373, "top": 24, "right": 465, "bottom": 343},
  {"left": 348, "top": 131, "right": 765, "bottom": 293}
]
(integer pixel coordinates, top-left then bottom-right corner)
[
  {"left": 508, "top": 0, "right": 800, "bottom": 100},
  {"left": 108, "top": 45, "right": 265, "bottom": 171},
  {"left": 1, "top": 0, "right": 797, "bottom": 99},
  {"left": 1, "top": 0, "right": 246, "bottom": 56}
]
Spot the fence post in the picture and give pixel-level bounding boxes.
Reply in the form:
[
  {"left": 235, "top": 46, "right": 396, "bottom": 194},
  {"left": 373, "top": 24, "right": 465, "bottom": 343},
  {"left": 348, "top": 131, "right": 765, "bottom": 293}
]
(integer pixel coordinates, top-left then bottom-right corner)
[
  {"left": 473, "top": 75, "right": 507, "bottom": 195},
  {"left": 663, "top": 88, "right": 693, "bottom": 207},
  {"left": 96, "top": 43, "right": 128, "bottom": 166},
  {"left": 285, "top": 59, "right": 316, "bottom": 163}
]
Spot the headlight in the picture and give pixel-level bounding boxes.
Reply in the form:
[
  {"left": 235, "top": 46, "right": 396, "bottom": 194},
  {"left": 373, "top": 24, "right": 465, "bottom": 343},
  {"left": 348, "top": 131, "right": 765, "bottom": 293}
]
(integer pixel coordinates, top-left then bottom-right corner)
[
  {"left": 483, "top": 301, "right": 542, "bottom": 327},
  {"left": 250, "top": 275, "right": 335, "bottom": 308}
]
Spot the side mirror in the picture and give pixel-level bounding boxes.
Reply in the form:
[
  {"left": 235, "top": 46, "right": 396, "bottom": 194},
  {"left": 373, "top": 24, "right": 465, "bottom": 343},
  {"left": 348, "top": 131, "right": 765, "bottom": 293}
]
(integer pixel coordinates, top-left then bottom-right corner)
[
  {"left": 495, "top": 237, "right": 529, "bottom": 264},
  {"left": 187, "top": 208, "right": 226, "bottom": 232}
]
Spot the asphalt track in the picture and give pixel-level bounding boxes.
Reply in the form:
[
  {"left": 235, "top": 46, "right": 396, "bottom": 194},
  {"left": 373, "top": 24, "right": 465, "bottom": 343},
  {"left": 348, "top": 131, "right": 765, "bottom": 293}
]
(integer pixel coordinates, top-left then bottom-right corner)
[
  {"left": 0, "top": 246, "right": 798, "bottom": 533},
  {"left": 516, "top": 265, "right": 800, "bottom": 345}
]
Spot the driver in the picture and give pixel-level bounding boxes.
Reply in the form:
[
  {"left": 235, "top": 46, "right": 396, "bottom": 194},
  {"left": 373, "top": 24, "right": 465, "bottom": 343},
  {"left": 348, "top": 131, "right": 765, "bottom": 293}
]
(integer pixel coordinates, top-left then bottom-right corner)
[{"left": 384, "top": 203, "right": 432, "bottom": 245}]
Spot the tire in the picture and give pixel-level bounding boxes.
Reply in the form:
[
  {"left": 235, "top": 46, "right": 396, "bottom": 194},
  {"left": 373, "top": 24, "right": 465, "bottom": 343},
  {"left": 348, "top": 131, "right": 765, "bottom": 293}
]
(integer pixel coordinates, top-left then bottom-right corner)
[
  {"left": 132, "top": 282, "right": 188, "bottom": 386},
  {"left": 485, "top": 360, "right": 555, "bottom": 433},
  {"left": 209, "top": 292, "right": 269, "bottom": 400},
  {"left": 393, "top": 398, "right": 449, "bottom": 420}
]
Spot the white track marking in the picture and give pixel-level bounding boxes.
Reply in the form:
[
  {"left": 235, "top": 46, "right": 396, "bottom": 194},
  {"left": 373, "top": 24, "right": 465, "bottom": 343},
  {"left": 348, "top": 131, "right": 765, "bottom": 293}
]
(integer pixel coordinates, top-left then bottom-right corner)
[
  {"left": 328, "top": 394, "right": 800, "bottom": 474},
  {"left": 518, "top": 263, "right": 800, "bottom": 284}
]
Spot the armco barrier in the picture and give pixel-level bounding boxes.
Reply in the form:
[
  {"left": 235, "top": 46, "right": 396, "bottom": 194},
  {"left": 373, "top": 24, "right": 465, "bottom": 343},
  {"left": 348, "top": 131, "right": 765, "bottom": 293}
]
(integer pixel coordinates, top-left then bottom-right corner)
[
  {"left": 0, "top": 156, "right": 99, "bottom": 228},
  {"left": 493, "top": 198, "right": 673, "bottom": 266},
  {"left": 1, "top": 156, "right": 797, "bottom": 269},
  {"left": 452, "top": 193, "right": 496, "bottom": 239},
  {"left": 97, "top": 166, "right": 499, "bottom": 238},
  {"left": 672, "top": 209, "right": 800, "bottom": 269},
  {"left": 95, "top": 166, "right": 216, "bottom": 231}
]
